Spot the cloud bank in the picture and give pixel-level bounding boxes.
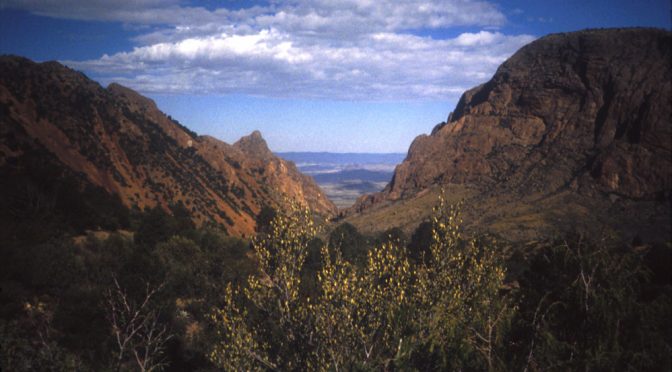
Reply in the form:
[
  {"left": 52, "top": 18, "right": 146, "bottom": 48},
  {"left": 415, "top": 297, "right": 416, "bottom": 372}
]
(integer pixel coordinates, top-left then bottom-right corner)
[{"left": 5, "top": 0, "right": 536, "bottom": 100}]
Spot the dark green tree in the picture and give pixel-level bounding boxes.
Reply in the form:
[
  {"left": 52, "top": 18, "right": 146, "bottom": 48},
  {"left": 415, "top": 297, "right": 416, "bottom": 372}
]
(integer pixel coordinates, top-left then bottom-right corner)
[
  {"left": 255, "top": 205, "right": 277, "bottom": 233},
  {"left": 153, "top": 236, "right": 205, "bottom": 297},
  {"left": 135, "top": 207, "right": 176, "bottom": 248},
  {"left": 328, "top": 222, "right": 370, "bottom": 265},
  {"left": 408, "top": 221, "right": 433, "bottom": 264},
  {"left": 377, "top": 226, "right": 408, "bottom": 247}
]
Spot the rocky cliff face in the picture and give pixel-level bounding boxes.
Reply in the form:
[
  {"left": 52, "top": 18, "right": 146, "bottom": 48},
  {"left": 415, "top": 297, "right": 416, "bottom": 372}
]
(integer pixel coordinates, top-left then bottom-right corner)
[
  {"left": 0, "top": 56, "right": 336, "bottom": 236},
  {"left": 348, "top": 28, "right": 671, "bottom": 241}
]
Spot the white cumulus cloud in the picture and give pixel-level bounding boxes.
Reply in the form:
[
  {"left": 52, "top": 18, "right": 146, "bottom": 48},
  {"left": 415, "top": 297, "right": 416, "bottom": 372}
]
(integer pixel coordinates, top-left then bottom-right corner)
[{"left": 5, "top": 0, "right": 537, "bottom": 100}]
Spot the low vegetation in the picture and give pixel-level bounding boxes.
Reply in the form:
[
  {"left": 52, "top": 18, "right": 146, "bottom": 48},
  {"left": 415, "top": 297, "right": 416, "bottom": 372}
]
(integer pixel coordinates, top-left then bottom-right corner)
[{"left": 1, "top": 194, "right": 670, "bottom": 371}]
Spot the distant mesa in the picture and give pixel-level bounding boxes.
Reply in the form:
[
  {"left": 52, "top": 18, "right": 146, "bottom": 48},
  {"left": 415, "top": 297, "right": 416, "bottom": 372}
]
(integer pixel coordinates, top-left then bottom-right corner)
[
  {"left": 0, "top": 55, "right": 336, "bottom": 236},
  {"left": 345, "top": 28, "right": 672, "bottom": 243}
]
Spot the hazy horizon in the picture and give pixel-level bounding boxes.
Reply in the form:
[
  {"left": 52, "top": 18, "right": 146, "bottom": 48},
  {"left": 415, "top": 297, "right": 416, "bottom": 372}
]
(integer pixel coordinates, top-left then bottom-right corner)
[
  {"left": 275, "top": 151, "right": 406, "bottom": 208},
  {"left": 276, "top": 151, "right": 406, "bottom": 157}
]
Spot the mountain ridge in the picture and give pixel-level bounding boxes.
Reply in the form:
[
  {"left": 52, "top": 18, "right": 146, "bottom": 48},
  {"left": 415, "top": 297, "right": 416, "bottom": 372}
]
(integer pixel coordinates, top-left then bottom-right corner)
[
  {"left": 0, "top": 55, "right": 336, "bottom": 237},
  {"left": 345, "top": 28, "right": 672, "bottom": 242}
]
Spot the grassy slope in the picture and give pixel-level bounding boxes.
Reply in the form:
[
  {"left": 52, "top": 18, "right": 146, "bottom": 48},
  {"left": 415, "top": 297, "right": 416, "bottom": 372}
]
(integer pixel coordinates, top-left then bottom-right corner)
[{"left": 344, "top": 184, "right": 671, "bottom": 243}]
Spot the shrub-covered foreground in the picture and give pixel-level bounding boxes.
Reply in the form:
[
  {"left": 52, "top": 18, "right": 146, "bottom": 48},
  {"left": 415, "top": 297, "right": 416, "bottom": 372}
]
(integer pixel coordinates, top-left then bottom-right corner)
[
  {"left": 1, "top": 196, "right": 670, "bottom": 371},
  {"left": 209, "top": 196, "right": 671, "bottom": 371}
]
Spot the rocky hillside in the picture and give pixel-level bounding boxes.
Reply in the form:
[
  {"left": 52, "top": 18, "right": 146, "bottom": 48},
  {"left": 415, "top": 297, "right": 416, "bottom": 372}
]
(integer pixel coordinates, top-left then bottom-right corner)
[
  {"left": 347, "top": 28, "right": 671, "bottom": 242},
  {"left": 0, "top": 56, "right": 336, "bottom": 237}
]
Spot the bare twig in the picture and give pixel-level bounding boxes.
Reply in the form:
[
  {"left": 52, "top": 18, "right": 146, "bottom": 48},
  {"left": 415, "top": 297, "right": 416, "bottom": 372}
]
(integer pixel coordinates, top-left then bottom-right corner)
[{"left": 105, "top": 276, "right": 171, "bottom": 372}]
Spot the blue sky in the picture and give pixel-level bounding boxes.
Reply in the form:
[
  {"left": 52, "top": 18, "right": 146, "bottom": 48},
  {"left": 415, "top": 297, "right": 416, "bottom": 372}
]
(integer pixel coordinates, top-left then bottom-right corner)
[{"left": 1, "top": 1, "right": 669, "bottom": 152}]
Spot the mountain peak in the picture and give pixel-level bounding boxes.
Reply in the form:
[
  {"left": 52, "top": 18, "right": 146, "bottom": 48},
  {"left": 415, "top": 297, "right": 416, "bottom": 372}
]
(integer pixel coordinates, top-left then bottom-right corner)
[{"left": 234, "top": 130, "right": 272, "bottom": 158}]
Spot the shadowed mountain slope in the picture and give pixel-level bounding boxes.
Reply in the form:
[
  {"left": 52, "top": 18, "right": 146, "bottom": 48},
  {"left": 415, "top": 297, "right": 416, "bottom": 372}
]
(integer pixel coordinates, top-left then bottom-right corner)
[{"left": 346, "top": 28, "right": 671, "bottom": 242}]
